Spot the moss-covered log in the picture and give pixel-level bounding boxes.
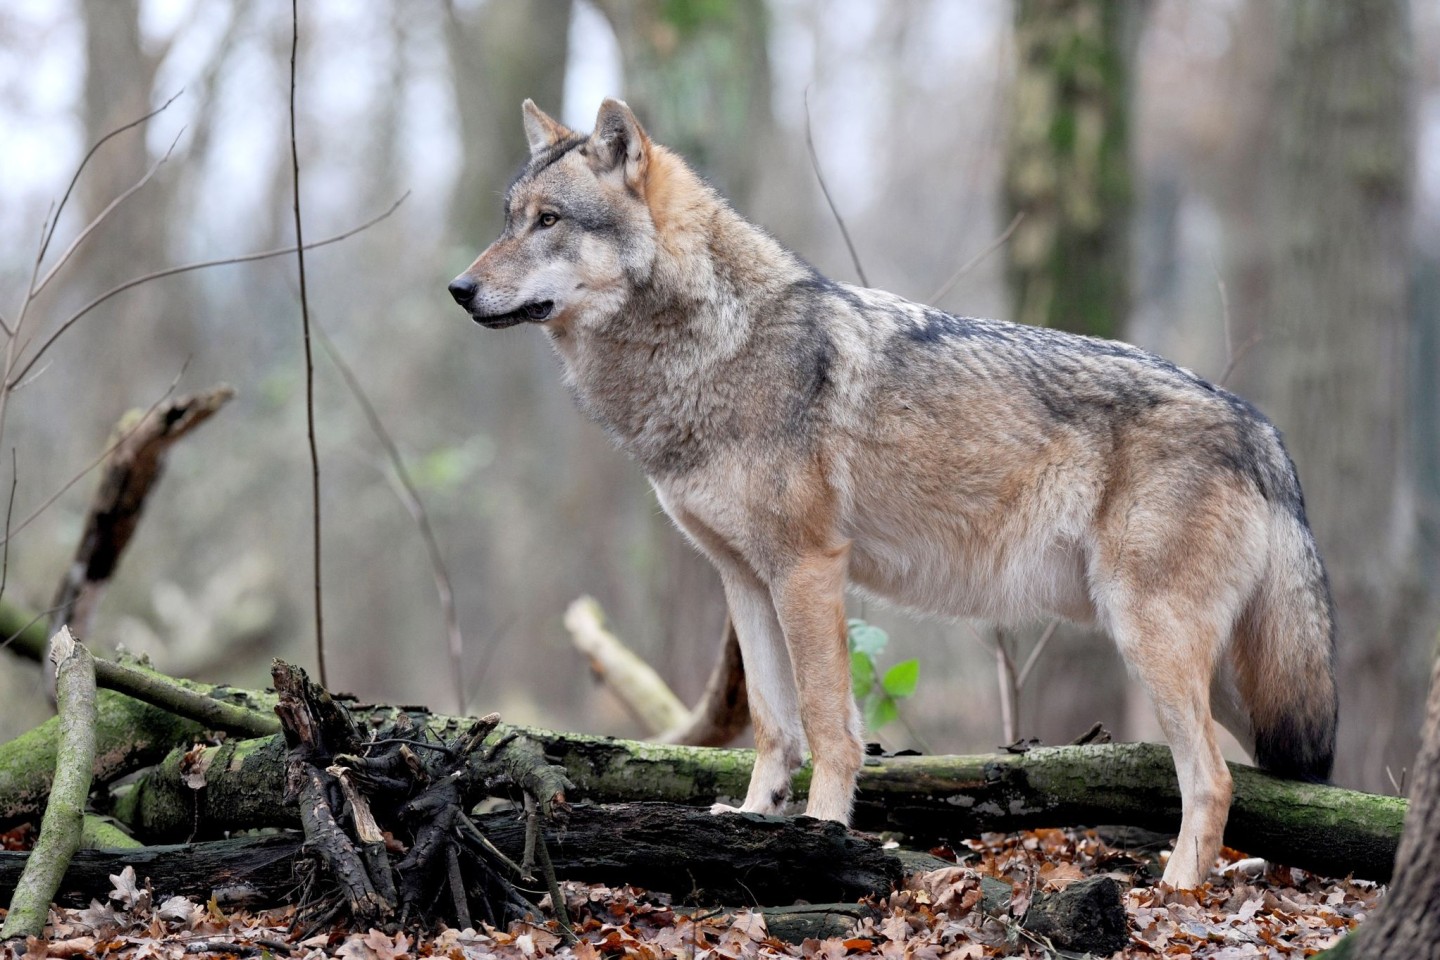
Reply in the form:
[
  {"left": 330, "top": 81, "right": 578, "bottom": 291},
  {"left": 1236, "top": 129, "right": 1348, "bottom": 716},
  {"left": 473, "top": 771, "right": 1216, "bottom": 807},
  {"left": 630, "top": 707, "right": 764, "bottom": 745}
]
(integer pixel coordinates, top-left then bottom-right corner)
[
  {"left": 0, "top": 669, "right": 276, "bottom": 826},
  {"left": 113, "top": 721, "right": 1403, "bottom": 882}
]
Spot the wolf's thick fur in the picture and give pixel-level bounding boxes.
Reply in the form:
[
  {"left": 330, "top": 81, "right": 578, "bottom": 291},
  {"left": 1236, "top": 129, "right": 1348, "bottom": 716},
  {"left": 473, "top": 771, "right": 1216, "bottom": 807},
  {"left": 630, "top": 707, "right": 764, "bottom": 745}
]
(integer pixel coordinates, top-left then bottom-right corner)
[{"left": 449, "top": 99, "right": 1338, "bottom": 888}]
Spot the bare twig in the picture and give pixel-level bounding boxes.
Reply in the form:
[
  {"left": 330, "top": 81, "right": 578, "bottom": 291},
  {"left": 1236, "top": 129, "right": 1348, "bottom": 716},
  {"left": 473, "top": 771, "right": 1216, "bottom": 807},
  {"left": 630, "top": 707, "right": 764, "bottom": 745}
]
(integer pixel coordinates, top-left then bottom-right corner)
[
  {"left": 8, "top": 196, "right": 406, "bottom": 391},
  {"left": 927, "top": 211, "right": 1025, "bottom": 306},
  {"left": 317, "top": 324, "right": 465, "bottom": 713},
  {"left": 0, "top": 603, "right": 63, "bottom": 655},
  {"left": 291, "top": 0, "right": 326, "bottom": 687},
  {"left": 31, "top": 128, "right": 185, "bottom": 301},
  {"left": 802, "top": 88, "right": 868, "bottom": 287},
  {"left": 35, "top": 91, "right": 185, "bottom": 269},
  {"left": 0, "top": 449, "right": 15, "bottom": 606},
  {"left": 50, "top": 381, "right": 234, "bottom": 639},
  {"left": 0, "top": 362, "right": 190, "bottom": 550},
  {"left": 1015, "top": 618, "right": 1061, "bottom": 692},
  {"left": 993, "top": 628, "right": 1018, "bottom": 744},
  {"left": 1213, "top": 260, "right": 1262, "bottom": 388}
]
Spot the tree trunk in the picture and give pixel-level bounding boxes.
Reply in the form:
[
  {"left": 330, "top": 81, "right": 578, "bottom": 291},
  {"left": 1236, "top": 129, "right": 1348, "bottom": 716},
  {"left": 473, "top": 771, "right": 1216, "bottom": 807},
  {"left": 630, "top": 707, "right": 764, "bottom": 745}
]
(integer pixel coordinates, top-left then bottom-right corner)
[
  {"left": 1323, "top": 655, "right": 1440, "bottom": 954},
  {"left": 1230, "top": 0, "right": 1423, "bottom": 793},
  {"left": 1002, "top": 0, "right": 1146, "bottom": 749},
  {"left": 1005, "top": 0, "right": 1141, "bottom": 337},
  {"left": 71, "top": 0, "right": 192, "bottom": 430}
]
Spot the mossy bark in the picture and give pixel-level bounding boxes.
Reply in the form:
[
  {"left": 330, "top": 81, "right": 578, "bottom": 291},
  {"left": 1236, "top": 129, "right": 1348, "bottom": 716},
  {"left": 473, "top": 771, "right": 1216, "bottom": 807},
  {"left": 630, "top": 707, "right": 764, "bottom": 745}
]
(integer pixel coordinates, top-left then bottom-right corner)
[
  {"left": 0, "top": 691, "right": 203, "bottom": 826},
  {"left": 0, "top": 669, "right": 276, "bottom": 826},
  {"left": 2, "top": 633, "right": 96, "bottom": 940},
  {"left": 1005, "top": 0, "right": 1141, "bottom": 337},
  {"left": 116, "top": 723, "right": 1404, "bottom": 882}
]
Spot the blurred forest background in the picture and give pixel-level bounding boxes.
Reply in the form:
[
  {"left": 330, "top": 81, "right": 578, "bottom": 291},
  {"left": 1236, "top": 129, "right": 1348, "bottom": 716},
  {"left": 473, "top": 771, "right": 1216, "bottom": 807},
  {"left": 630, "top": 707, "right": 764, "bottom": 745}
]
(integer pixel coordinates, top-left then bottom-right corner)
[{"left": 0, "top": 0, "right": 1437, "bottom": 797}]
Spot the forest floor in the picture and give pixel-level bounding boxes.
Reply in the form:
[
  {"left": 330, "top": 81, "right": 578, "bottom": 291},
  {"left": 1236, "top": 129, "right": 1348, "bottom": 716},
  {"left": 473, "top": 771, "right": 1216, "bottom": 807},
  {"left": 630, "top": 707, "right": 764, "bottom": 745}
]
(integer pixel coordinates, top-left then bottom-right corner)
[{"left": 1, "top": 824, "right": 1379, "bottom": 959}]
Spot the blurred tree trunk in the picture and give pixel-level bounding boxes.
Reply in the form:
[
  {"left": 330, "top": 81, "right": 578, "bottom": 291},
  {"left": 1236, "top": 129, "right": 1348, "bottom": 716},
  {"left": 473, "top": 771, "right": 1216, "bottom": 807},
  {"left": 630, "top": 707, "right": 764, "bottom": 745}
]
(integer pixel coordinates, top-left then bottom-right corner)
[
  {"left": 1324, "top": 655, "right": 1440, "bottom": 955},
  {"left": 442, "top": 0, "right": 592, "bottom": 716},
  {"left": 593, "top": 0, "right": 775, "bottom": 695},
  {"left": 595, "top": 0, "right": 773, "bottom": 202},
  {"left": 1233, "top": 0, "right": 1422, "bottom": 792},
  {"left": 74, "top": 0, "right": 190, "bottom": 431},
  {"left": 445, "top": 0, "right": 574, "bottom": 241},
  {"left": 1005, "top": 0, "right": 1142, "bottom": 337},
  {"left": 1003, "top": 0, "right": 1146, "bottom": 747}
]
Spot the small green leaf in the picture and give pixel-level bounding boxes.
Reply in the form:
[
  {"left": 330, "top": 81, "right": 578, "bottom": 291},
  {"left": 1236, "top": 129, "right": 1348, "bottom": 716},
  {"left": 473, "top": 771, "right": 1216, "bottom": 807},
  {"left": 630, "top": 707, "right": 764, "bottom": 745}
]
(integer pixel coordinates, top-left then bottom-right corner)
[
  {"left": 881, "top": 659, "right": 920, "bottom": 699},
  {"left": 850, "top": 651, "right": 874, "bottom": 699},
  {"left": 864, "top": 694, "right": 899, "bottom": 731},
  {"left": 847, "top": 619, "right": 889, "bottom": 657}
]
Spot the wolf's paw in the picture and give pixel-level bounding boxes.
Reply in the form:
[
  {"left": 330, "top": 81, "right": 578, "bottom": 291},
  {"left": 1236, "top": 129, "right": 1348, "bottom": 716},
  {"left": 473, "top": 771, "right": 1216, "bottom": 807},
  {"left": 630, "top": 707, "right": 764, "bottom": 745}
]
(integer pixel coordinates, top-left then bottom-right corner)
[{"left": 710, "top": 802, "right": 743, "bottom": 815}]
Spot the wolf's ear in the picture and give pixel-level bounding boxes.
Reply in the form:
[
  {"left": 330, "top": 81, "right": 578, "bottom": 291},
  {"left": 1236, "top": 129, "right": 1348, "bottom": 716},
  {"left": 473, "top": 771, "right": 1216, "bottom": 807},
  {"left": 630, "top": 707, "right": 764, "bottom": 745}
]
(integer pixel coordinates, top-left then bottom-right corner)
[
  {"left": 588, "top": 98, "right": 650, "bottom": 187},
  {"left": 522, "top": 99, "right": 574, "bottom": 157}
]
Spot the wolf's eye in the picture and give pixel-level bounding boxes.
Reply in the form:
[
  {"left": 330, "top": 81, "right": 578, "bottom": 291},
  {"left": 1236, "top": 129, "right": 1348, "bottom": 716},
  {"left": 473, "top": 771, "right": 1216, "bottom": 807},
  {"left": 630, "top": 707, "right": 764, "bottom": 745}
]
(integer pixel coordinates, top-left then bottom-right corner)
[{"left": 538, "top": 212, "right": 559, "bottom": 228}]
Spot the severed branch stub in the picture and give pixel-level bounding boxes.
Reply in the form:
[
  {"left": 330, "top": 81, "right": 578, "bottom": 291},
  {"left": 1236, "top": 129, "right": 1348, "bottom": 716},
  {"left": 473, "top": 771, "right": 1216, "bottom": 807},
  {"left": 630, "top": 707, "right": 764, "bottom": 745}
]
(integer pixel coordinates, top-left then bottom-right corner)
[
  {"left": 269, "top": 659, "right": 573, "bottom": 934},
  {"left": 2, "top": 628, "right": 97, "bottom": 941},
  {"left": 50, "top": 384, "right": 235, "bottom": 640}
]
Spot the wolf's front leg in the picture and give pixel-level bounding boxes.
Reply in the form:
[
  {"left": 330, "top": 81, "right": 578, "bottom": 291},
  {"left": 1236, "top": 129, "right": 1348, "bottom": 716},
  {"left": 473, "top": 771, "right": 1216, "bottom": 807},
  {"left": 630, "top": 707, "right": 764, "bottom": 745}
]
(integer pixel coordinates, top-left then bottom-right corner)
[
  {"left": 773, "top": 542, "right": 862, "bottom": 824},
  {"left": 713, "top": 566, "right": 804, "bottom": 815}
]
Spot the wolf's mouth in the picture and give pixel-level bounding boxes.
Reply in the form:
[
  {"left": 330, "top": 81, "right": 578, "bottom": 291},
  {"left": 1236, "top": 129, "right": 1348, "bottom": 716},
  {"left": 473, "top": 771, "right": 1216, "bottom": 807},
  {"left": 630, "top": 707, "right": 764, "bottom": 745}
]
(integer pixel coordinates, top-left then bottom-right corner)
[{"left": 472, "top": 300, "right": 554, "bottom": 328}]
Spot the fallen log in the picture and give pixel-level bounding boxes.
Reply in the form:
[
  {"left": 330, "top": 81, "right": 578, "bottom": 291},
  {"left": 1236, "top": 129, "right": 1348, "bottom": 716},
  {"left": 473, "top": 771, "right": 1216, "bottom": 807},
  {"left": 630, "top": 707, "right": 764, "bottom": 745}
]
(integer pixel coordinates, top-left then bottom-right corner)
[
  {"left": 107, "top": 719, "right": 1404, "bottom": 882},
  {"left": 0, "top": 834, "right": 303, "bottom": 909},
  {"left": 1, "top": 803, "right": 906, "bottom": 909},
  {"left": 0, "top": 664, "right": 277, "bottom": 826}
]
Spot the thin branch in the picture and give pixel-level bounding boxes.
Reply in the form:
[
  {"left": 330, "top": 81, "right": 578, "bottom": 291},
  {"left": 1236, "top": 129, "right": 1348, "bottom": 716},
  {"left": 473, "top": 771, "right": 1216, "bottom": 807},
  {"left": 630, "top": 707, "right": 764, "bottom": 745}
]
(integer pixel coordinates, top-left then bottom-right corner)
[
  {"left": 927, "top": 211, "right": 1025, "bottom": 306},
  {"left": 31, "top": 128, "right": 185, "bottom": 301},
  {"left": 0, "top": 311, "right": 11, "bottom": 339},
  {"left": 802, "top": 87, "right": 868, "bottom": 288},
  {"left": 993, "top": 627, "right": 1018, "bottom": 744},
  {"left": 317, "top": 324, "right": 464, "bottom": 714},
  {"left": 1212, "top": 259, "right": 1262, "bottom": 388},
  {"left": 0, "top": 221, "right": 50, "bottom": 459},
  {"left": 1015, "top": 618, "right": 1060, "bottom": 692},
  {"left": 0, "top": 449, "right": 15, "bottom": 606},
  {"left": 290, "top": 0, "right": 326, "bottom": 686},
  {"left": 0, "top": 604, "right": 63, "bottom": 654},
  {"left": 0, "top": 360, "right": 189, "bottom": 549},
  {"left": 1219, "top": 334, "right": 1261, "bottom": 389},
  {"left": 8, "top": 361, "right": 52, "bottom": 395},
  {"left": 36, "top": 90, "right": 184, "bottom": 268},
  {"left": 7, "top": 195, "right": 408, "bottom": 391}
]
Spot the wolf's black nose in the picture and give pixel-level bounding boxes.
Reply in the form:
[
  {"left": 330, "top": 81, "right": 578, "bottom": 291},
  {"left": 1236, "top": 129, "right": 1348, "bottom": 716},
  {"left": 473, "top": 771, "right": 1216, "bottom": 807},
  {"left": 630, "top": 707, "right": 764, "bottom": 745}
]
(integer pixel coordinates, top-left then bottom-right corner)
[{"left": 448, "top": 276, "right": 477, "bottom": 306}]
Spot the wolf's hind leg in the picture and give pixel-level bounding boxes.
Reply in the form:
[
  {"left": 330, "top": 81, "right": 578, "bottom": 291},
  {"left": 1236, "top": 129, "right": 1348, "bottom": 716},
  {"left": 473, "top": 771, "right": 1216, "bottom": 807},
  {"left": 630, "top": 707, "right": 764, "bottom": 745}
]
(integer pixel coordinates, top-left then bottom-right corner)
[
  {"left": 714, "top": 566, "right": 804, "bottom": 815},
  {"left": 772, "top": 543, "right": 862, "bottom": 825},
  {"left": 1109, "top": 596, "right": 1232, "bottom": 889}
]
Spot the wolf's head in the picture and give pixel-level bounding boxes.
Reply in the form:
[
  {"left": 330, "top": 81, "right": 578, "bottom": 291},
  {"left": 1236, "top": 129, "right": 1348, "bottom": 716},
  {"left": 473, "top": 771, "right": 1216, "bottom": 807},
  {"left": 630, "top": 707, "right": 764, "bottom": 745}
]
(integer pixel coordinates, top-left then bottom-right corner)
[{"left": 448, "top": 98, "right": 665, "bottom": 332}]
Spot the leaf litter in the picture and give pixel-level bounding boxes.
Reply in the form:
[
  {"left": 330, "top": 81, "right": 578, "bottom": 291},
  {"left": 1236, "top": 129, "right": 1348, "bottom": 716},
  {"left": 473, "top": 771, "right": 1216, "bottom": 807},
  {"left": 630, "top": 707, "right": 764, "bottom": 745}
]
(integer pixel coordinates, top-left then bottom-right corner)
[{"left": 0, "top": 828, "right": 1382, "bottom": 958}]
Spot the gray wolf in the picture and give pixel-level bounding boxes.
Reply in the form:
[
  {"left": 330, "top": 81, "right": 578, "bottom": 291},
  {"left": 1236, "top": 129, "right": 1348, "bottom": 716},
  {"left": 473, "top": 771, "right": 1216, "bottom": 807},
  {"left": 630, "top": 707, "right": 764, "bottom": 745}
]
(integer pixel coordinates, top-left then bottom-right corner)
[{"left": 447, "top": 98, "right": 1337, "bottom": 889}]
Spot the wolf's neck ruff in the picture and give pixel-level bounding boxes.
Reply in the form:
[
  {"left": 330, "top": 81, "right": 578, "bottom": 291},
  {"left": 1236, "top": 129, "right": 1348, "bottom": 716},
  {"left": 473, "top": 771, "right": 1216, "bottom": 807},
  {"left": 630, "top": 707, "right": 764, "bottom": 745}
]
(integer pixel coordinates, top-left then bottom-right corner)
[{"left": 449, "top": 98, "right": 1338, "bottom": 891}]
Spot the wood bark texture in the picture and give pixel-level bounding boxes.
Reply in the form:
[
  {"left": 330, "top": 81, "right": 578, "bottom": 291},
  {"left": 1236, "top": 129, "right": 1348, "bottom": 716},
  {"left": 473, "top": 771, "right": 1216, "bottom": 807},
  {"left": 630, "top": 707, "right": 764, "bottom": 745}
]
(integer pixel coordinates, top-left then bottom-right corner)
[
  {"left": 1238, "top": 0, "right": 1423, "bottom": 791},
  {"left": 2, "top": 631, "right": 97, "bottom": 940},
  {"left": 109, "top": 722, "right": 1402, "bottom": 882}
]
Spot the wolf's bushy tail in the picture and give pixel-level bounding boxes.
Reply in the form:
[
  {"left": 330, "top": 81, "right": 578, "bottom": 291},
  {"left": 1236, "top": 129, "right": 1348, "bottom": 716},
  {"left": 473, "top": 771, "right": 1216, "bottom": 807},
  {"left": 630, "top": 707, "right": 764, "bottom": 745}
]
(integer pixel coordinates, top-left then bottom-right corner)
[{"left": 1233, "top": 503, "right": 1338, "bottom": 782}]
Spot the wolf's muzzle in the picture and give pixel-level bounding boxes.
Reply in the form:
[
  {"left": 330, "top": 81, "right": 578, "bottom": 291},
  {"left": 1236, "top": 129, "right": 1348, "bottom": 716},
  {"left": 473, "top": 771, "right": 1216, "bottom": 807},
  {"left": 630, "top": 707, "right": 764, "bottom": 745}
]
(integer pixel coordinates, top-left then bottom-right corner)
[{"left": 448, "top": 276, "right": 553, "bottom": 327}]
